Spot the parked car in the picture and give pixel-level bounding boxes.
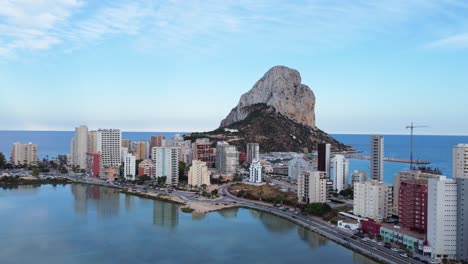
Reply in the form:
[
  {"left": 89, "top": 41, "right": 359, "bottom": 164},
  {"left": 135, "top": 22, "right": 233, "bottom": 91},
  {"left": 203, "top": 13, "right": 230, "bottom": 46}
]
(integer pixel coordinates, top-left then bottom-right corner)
[{"left": 399, "top": 253, "right": 408, "bottom": 258}]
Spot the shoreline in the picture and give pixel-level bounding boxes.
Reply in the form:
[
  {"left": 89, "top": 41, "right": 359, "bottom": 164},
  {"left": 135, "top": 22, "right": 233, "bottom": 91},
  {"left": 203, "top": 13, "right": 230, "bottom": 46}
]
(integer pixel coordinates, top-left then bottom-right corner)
[{"left": 1, "top": 177, "right": 388, "bottom": 263}]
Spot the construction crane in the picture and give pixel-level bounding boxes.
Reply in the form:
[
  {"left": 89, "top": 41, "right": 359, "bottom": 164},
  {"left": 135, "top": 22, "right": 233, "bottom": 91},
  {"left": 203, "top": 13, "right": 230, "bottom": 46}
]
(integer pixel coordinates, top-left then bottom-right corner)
[{"left": 406, "top": 122, "right": 428, "bottom": 170}]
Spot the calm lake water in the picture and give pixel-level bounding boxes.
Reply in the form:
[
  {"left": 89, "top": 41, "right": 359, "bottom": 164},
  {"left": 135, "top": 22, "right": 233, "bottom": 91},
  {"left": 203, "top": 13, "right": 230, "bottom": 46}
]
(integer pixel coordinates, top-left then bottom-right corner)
[{"left": 0, "top": 184, "right": 377, "bottom": 264}]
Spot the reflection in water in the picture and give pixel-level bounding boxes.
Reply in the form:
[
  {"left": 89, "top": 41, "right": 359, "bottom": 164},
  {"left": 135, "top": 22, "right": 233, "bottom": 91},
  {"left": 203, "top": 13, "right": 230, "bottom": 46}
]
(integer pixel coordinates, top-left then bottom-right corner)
[
  {"left": 125, "top": 195, "right": 135, "bottom": 212},
  {"left": 250, "top": 210, "right": 296, "bottom": 234},
  {"left": 191, "top": 212, "right": 206, "bottom": 221},
  {"left": 153, "top": 201, "right": 178, "bottom": 228},
  {"left": 217, "top": 208, "right": 239, "bottom": 219},
  {"left": 70, "top": 184, "right": 120, "bottom": 218},
  {"left": 297, "top": 226, "right": 328, "bottom": 250}
]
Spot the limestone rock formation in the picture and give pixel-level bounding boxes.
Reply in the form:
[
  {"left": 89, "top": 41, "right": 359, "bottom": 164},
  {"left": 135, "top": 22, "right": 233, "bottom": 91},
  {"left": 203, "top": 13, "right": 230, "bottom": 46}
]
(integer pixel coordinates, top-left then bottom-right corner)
[{"left": 220, "top": 66, "right": 316, "bottom": 128}]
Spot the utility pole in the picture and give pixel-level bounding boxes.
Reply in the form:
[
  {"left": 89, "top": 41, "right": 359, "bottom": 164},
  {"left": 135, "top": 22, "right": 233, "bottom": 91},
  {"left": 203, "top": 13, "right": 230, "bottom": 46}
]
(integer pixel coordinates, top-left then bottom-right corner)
[{"left": 405, "top": 122, "right": 428, "bottom": 170}]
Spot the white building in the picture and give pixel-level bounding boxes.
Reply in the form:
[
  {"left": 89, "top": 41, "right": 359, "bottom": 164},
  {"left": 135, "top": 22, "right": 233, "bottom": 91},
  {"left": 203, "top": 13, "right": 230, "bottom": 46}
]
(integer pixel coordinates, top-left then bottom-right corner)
[
  {"left": 427, "top": 176, "right": 458, "bottom": 260},
  {"left": 188, "top": 160, "right": 210, "bottom": 187},
  {"left": 96, "top": 129, "right": 121, "bottom": 168},
  {"left": 249, "top": 159, "right": 262, "bottom": 183},
  {"left": 152, "top": 147, "right": 180, "bottom": 186},
  {"left": 453, "top": 144, "right": 468, "bottom": 179},
  {"left": 124, "top": 154, "right": 136, "bottom": 181},
  {"left": 351, "top": 170, "right": 367, "bottom": 186},
  {"left": 246, "top": 143, "right": 260, "bottom": 164},
  {"left": 331, "top": 154, "right": 349, "bottom": 192},
  {"left": 216, "top": 141, "right": 238, "bottom": 176},
  {"left": 297, "top": 170, "right": 328, "bottom": 203},
  {"left": 353, "top": 180, "right": 392, "bottom": 221},
  {"left": 71, "top": 125, "right": 88, "bottom": 169},
  {"left": 370, "top": 135, "right": 384, "bottom": 182},
  {"left": 288, "top": 157, "right": 311, "bottom": 181},
  {"left": 11, "top": 142, "right": 38, "bottom": 166}
]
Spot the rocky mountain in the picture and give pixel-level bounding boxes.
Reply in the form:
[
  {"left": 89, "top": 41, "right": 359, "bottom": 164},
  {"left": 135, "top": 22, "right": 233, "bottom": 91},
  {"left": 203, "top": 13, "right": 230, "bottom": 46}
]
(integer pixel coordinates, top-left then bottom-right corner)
[
  {"left": 189, "top": 66, "right": 352, "bottom": 153},
  {"left": 220, "top": 66, "right": 316, "bottom": 128}
]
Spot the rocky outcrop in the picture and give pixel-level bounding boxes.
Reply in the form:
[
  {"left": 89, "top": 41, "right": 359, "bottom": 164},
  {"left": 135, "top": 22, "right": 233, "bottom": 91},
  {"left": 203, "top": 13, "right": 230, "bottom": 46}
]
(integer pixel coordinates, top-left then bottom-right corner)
[{"left": 220, "top": 66, "right": 316, "bottom": 128}]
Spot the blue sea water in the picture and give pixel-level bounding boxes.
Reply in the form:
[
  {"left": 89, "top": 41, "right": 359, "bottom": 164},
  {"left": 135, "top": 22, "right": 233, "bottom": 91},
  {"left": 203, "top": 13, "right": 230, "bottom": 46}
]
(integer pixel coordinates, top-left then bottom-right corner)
[{"left": 1, "top": 131, "right": 467, "bottom": 184}]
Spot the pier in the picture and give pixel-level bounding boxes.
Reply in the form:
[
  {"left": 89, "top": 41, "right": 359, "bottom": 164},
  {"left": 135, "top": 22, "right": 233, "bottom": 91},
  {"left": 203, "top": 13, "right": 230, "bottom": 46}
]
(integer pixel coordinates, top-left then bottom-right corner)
[{"left": 346, "top": 155, "right": 430, "bottom": 165}]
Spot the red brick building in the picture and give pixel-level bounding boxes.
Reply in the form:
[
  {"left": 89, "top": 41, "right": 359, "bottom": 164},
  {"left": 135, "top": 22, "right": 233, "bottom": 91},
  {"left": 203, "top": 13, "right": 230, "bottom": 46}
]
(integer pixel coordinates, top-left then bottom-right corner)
[
  {"left": 86, "top": 152, "right": 101, "bottom": 177},
  {"left": 192, "top": 140, "right": 216, "bottom": 168},
  {"left": 398, "top": 179, "right": 428, "bottom": 233},
  {"left": 361, "top": 219, "right": 382, "bottom": 236}
]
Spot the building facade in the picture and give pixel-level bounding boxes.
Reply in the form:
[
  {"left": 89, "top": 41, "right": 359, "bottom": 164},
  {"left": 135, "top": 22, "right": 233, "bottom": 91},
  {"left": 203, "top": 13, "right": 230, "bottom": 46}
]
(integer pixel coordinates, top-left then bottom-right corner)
[
  {"left": 124, "top": 154, "right": 136, "bottom": 181},
  {"left": 138, "top": 159, "right": 154, "bottom": 176},
  {"left": 86, "top": 152, "right": 101, "bottom": 177},
  {"left": 216, "top": 141, "right": 238, "bottom": 176},
  {"left": 353, "top": 180, "right": 392, "bottom": 221},
  {"left": 317, "top": 143, "right": 330, "bottom": 174},
  {"left": 192, "top": 138, "right": 216, "bottom": 168},
  {"left": 134, "top": 141, "right": 148, "bottom": 160},
  {"left": 297, "top": 170, "right": 328, "bottom": 204},
  {"left": 246, "top": 143, "right": 260, "bottom": 164},
  {"left": 288, "top": 157, "right": 312, "bottom": 181},
  {"left": 370, "top": 135, "right": 384, "bottom": 182},
  {"left": 457, "top": 178, "right": 468, "bottom": 261},
  {"left": 351, "top": 170, "right": 368, "bottom": 186},
  {"left": 188, "top": 160, "right": 210, "bottom": 187},
  {"left": 11, "top": 142, "right": 38, "bottom": 165},
  {"left": 96, "top": 129, "right": 121, "bottom": 168},
  {"left": 249, "top": 159, "right": 262, "bottom": 183},
  {"left": 71, "top": 125, "right": 88, "bottom": 169},
  {"left": 87, "top": 130, "right": 98, "bottom": 153},
  {"left": 398, "top": 179, "right": 428, "bottom": 233},
  {"left": 152, "top": 147, "right": 180, "bottom": 186},
  {"left": 331, "top": 154, "right": 349, "bottom": 192},
  {"left": 453, "top": 144, "right": 468, "bottom": 179},
  {"left": 427, "top": 176, "right": 458, "bottom": 260}
]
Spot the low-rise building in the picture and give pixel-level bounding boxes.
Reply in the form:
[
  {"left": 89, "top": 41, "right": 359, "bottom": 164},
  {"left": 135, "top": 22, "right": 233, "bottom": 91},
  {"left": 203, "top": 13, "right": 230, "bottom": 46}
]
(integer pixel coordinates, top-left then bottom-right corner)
[
  {"left": 138, "top": 159, "right": 154, "bottom": 176},
  {"left": 86, "top": 152, "right": 101, "bottom": 177},
  {"left": 188, "top": 160, "right": 210, "bottom": 187},
  {"left": 379, "top": 223, "right": 426, "bottom": 254}
]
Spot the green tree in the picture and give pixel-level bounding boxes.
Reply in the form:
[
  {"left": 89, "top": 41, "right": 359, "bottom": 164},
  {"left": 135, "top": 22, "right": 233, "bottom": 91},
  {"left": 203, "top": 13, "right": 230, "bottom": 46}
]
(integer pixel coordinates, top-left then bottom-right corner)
[
  {"left": 179, "top": 161, "right": 187, "bottom": 182},
  {"left": 157, "top": 176, "right": 167, "bottom": 186},
  {"left": 0, "top": 152, "right": 6, "bottom": 169},
  {"left": 31, "top": 168, "right": 41, "bottom": 176},
  {"left": 304, "top": 203, "right": 332, "bottom": 216}
]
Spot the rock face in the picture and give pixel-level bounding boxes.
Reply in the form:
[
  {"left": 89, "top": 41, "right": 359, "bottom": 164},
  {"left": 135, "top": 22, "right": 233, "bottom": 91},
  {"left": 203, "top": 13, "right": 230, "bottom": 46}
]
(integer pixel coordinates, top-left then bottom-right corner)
[{"left": 220, "top": 66, "right": 316, "bottom": 128}]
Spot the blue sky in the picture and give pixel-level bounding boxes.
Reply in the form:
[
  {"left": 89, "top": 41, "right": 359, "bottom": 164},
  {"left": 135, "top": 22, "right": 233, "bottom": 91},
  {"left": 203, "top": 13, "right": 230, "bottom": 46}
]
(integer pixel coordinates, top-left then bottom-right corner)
[{"left": 0, "top": 0, "right": 467, "bottom": 135}]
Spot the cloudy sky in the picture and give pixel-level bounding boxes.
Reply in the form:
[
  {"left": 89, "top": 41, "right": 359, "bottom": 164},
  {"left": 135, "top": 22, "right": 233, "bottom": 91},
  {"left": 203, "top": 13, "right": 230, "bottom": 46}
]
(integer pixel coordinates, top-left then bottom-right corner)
[{"left": 1, "top": 0, "right": 467, "bottom": 135}]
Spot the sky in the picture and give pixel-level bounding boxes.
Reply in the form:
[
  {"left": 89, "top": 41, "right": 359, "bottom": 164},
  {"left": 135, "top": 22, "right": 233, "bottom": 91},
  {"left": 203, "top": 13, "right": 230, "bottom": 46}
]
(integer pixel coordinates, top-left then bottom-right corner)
[{"left": 0, "top": 0, "right": 468, "bottom": 135}]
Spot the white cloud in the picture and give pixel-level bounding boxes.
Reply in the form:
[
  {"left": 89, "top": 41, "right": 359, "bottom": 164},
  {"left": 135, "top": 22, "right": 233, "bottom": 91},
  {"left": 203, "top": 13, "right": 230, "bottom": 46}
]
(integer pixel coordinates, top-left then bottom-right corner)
[{"left": 426, "top": 33, "right": 468, "bottom": 49}]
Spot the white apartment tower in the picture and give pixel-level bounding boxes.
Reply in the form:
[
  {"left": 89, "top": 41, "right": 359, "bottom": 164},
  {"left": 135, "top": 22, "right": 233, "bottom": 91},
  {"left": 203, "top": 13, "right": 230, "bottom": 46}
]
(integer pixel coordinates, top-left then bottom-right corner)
[
  {"left": 11, "top": 142, "right": 38, "bottom": 165},
  {"left": 96, "top": 129, "right": 122, "bottom": 168},
  {"left": 288, "top": 157, "right": 311, "bottom": 181},
  {"left": 124, "top": 154, "right": 136, "bottom": 181},
  {"left": 246, "top": 143, "right": 260, "bottom": 164},
  {"left": 370, "top": 135, "right": 384, "bottom": 182},
  {"left": 188, "top": 160, "right": 210, "bottom": 187},
  {"left": 71, "top": 125, "right": 88, "bottom": 169},
  {"left": 351, "top": 170, "right": 368, "bottom": 186},
  {"left": 152, "top": 147, "right": 180, "bottom": 186},
  {"left": 353, "top": 180, "right": 392, "bottom": 221},
  {"left": 249, "top": 159, "right": 262, "bottom": 183},
  {"left": 453, "top": 144, "right": 468, "bottom": 179},
  {"left": 297, "top": 170, "right": 328, "bottom": 204},
  {"left": 427, "top": 176, "right": 458, "bottom": 260},
  {"left": 331, "top": 154, "right": 349, "bottom": 192}
]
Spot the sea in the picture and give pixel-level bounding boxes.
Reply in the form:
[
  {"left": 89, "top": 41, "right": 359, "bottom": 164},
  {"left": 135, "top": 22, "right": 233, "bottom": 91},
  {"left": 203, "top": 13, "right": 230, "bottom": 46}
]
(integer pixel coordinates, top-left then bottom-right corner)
[{"left": 1, "top": 131, "right": 467, "bottom": 184}]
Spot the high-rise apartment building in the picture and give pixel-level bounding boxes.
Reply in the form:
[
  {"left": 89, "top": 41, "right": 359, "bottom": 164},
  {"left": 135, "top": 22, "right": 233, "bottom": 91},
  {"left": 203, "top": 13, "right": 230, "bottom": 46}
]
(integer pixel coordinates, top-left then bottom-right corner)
[
  {"left": 124, "top": 154, "right": 136, "bottom": 181},
  {"left": 331, "top": 154, "right": 349, "bottom": 192},
  {"left": 152, "top": 147, "right": 179, "bottom": 186},
  {"left": 370, "top": 135, "right": 384, "bottom": 182},
  {"left": 297, "top": 170, "right": 328, "bottom": 203},
  {"left": 134, "top": 141, "right": 148, "bottom": 160},
  {"left": 427, "top": 176, "right": 458, "bottom": 260},
  {"left": 317, "top": 143, "right": 330, "bottom": 174},
  {"left": 393, "top": 170, "right": 441, "bottom": 215},
  {"left": 351, "top": 170, "right": 368, "bottom": 186},
  {"left": 216, "top": 141, "right": 238, "bottom": 176},
  {"left": 71, "top": 125, "right": 88, "bottom": 169},
  {"left": 96, "top": 129, "right": 121, "bottom": 168},
  {"left": 11, "top": 142, "right": 38, "bottom": 165},
  {"left": 353, "top": 180, "right": 393, "bottom": 221},
  {"left": 398, "top": 179, "right": 428, "bottom": 233},
  {"left": 192, "top": 138, "right": 216, "bottom": 168},
  {"left": 249, "top": 159, "right": 262, "bottom": 183},
  {"left": 121, "top": 139, "right": 131, "bottom": 151},
  {"left": 288, "top": 157, "right": 311, "bottom": 180},
  {"left": 150, "top": 135, "right": 165, "bottom": 151},
  {"left": 246, "top": 143, "right": 260, "bottom": 164},
  {"left": 453, "top": 144, "right": 468, "bottom": 179},
  {"left": 87, "top": 130, "right": 97, "bottom": 153},
  {"left": 188, "top": 160, "right": 210, "bottom": 187}
]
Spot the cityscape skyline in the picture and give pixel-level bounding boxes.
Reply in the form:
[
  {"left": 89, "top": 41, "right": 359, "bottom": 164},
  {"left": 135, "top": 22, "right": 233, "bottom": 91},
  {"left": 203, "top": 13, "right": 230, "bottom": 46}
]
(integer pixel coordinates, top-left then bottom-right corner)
[{"left": 1, "top": 1, "right": 468, "bottom": 135}]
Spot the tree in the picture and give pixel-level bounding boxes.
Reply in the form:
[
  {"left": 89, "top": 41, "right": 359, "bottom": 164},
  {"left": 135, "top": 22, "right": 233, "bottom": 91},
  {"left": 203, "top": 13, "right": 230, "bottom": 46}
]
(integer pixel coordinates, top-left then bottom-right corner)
[
  {"left": 304, "top": 203, "right": 332, "bottom": 217},
  {"left": 211, "top": 189, "right": 218, "bottom": 197},
  {"left": 0, "top": 152, "right": 6, "bottom": 169},
  {"left": 157, "top": 176, "right": 167, "bottom": 186},
  {"left": 32, "top": 168, "right": 41, "bottom": 177},
  {"left": 179, "top": 161, "right": 187, "bottom": 182}
]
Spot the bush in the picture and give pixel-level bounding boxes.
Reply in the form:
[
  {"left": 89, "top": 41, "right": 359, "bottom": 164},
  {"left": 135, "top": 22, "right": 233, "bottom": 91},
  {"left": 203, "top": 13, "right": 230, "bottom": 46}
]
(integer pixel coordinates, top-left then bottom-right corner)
[{"left": 304, "top": 203, "right": 332, "bottom": 217}]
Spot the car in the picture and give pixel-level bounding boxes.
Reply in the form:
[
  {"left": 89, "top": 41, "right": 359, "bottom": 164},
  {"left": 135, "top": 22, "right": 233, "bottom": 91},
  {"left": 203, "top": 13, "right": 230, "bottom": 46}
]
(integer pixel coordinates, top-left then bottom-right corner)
[
  {"left": 399, "top": 253, "right": 408, "bottom": 258},
  {"left": 421, "top": 260, "right": 429, "bottom": 264},
  {"left": 361, "top": 238, "right": 368, "bottom": 241},
  {"left": 412, "top": 256, "right": 421, "bottom": 261},
  {"left": 370, "top": 239, "right": 377, "bottom": 243},
  {"left": 391, "top": 248, "right": 399, "bottom": 252},
  {"left": 377, "top": 242, "right": 384, "bottom": 246}
]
